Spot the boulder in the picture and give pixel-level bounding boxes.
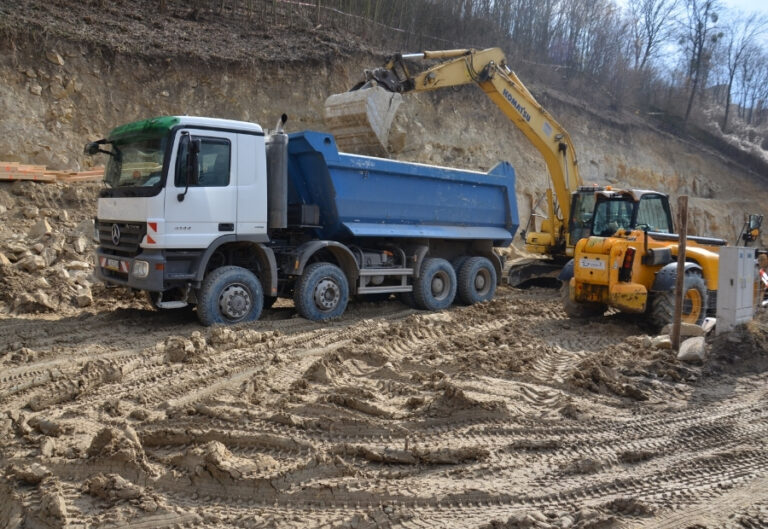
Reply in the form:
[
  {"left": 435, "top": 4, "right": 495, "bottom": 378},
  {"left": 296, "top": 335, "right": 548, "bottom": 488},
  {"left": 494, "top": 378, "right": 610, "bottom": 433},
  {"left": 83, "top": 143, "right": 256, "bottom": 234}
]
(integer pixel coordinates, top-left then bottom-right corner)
[
  {"left": 28, "top": 218, "right": 52, "bottom": 239},
  {"left": 22, "top": 206, "right": 39, "bottom": 219},
  {"left": 17, "top": 255, "right": 46, "bottom": 272},
  {"left": 677, "top": 336, "right": 707, "bottom": 363},
  {"left": 75, "top": 287, "right": 93, "bottom": 308},
  {"left": 72, "top": 234, "right": 88, "bottom": 254},
  {"left": 651, "top": 335, "right": 672, "bottom": 349},
  {"left": 661, "top": 322, "right": 706, "bottom": 337}
]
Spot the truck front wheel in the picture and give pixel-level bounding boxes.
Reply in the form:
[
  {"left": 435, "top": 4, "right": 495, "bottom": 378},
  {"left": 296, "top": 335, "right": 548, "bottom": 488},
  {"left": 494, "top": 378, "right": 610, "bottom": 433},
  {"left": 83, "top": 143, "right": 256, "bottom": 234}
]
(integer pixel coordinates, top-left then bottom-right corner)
[
  {"left": 294, "top": 262, "right": 349, "bottom": 321},
  {"left": 197, "top": 266, "right": 264, "bottom": 326},
  {"left": 414, "top": 257, "right": 456, "bottom": 311},
  {"left": 458, "top": 256, "right": 497, "bottom": 305}
]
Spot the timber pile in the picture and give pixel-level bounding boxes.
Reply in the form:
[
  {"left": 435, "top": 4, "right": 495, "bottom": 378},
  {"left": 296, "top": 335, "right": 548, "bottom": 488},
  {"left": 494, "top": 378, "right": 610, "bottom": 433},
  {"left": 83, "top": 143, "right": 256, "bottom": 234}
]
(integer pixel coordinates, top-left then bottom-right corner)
[{"left": 0, "top": 162, "right": 104, "bottom": 183}]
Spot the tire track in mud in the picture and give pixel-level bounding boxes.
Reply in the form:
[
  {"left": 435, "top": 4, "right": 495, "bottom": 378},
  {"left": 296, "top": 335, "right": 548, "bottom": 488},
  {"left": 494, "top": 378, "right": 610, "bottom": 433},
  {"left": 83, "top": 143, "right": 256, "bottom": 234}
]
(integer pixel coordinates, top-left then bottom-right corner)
[{"left": 4, "top": 290, "right": 768, "bottom": 528}]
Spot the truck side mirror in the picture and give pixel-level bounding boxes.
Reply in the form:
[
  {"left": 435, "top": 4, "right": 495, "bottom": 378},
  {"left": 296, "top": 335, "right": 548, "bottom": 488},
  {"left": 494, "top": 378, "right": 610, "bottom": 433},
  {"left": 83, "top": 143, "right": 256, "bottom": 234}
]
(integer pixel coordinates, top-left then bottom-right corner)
[
  {"left": 749, "top": 214, "right": 763, "bottom": 231},
  {"left": 84, "top": 142, "right": 101, "bottom": 156},
  {"left": 177, "top": 136, "right": 201, "bottom": 202}
]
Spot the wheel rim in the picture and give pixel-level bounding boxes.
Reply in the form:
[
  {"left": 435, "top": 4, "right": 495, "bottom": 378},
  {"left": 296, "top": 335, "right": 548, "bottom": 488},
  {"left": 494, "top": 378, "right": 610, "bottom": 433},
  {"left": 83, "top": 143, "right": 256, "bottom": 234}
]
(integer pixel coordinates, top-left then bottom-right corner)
[
  {"left": 314, "top": 278, "right": 341, "bottom": 312},
  {"left": 473, "top": 268, "right": 492, "bottom": 296},
  {"left": 218, "top": 283, "right": 252, "bottom": 321},
  {"left": 431, "top": 270, "right": 451, "bottom": 301},
  {"left": 682, "top": 288, "right": 702, "bottom": 323}
]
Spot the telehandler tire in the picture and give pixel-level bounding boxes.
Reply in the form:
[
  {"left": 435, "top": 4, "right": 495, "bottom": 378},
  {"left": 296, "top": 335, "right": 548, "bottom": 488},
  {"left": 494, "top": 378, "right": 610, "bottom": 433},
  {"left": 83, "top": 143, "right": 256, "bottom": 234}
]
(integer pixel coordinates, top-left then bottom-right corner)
[
  {"left": 648, "top": 271, "right": 707, "bottom": 329},
  {"left": 294, "top": 262, "right": 349, "bottom": 321},
  {"left": 197, "top": 266, "right": 264, "bottom": 326},
  {"left": 561, "top": 281, "right": 606, "bottom": 318}
]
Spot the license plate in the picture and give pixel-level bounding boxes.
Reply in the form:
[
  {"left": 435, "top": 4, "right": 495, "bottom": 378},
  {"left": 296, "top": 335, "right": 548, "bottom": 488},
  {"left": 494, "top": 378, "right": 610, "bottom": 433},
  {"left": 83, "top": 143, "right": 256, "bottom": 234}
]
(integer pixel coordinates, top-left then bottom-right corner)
[
  {"left": 579, "top": 257, "right": 606, "bottom": 270},
  {"left": 105, "top": 258, "right": 121, "bottom": 271}
]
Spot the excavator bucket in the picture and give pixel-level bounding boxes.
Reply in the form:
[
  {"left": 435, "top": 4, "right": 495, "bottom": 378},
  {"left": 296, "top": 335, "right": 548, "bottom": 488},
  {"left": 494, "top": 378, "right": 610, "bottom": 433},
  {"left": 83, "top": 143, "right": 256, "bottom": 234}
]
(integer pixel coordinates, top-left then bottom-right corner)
[{"left": 323, "top": 86, "right": 402, "bottom": 156}]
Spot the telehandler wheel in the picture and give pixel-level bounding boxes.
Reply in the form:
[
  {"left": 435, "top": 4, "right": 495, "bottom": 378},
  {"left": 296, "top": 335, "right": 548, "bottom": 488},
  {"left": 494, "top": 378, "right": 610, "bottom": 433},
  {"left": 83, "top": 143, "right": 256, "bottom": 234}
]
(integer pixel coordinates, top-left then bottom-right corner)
[
  {"left": 197, "top": 266, "right": 264, "bottom": 326},
  {"left": 294, "top": 262, "right": 349, "bottom": 321},
  {"left": 560, "top": 281, "right": 606, "bottom": 318},
  {"left": 413, "top": 257, "right": 457, "bottom": 311},
  {"left": 458, "top": 256, "right": 497, "bottom": 305},
  {"left": 649, "top": 271, "right": 708, "bottom": 329}
]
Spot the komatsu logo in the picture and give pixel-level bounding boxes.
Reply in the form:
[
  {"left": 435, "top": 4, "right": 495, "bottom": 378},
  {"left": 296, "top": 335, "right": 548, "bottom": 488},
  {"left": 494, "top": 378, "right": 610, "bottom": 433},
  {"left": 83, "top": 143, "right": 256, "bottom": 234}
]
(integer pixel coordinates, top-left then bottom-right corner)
[{"left": 503, "top": 88, "right": 531, "bottom": 122}]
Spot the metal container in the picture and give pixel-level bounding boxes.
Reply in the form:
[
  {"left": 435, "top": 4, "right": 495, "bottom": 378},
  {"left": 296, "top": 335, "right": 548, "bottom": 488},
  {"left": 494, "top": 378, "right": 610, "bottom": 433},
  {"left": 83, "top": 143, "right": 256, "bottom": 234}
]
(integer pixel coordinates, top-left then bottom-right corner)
[{"left": 286, "top": 131, "right": 519, "bottom": 246}]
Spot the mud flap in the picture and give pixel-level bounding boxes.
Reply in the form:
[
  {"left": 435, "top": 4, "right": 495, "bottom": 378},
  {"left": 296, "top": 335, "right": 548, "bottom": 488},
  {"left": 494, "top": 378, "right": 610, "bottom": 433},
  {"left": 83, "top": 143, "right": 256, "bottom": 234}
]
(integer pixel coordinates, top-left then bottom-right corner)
[{"left": 323, "top": 86, "right": 402, "bottom": 156}]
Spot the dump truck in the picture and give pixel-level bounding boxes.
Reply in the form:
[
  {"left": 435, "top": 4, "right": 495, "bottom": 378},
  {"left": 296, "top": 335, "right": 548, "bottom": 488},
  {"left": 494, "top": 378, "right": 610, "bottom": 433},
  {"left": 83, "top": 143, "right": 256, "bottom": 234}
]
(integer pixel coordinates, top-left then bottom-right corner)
[
  {"left": 86, "top": 115, "right": 518, "bottom": 325},
  {"left": 324, "top": 48, "right": 661, "bottom": 286}
]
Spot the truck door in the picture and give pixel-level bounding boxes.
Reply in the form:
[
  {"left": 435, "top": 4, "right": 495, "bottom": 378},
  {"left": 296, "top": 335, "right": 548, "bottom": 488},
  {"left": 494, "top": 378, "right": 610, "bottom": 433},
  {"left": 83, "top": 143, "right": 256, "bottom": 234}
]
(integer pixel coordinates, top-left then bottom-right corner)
[{"left": 165, "top": 130, "right": 238, "bottom": 248}]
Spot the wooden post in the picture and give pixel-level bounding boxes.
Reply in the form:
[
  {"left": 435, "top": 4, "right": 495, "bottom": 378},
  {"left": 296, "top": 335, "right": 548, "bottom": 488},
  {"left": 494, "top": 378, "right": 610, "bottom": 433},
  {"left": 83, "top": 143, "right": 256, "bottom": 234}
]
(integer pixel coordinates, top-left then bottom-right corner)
[{"left": 671, "top": 195, "right": 688, "bottom": 351}]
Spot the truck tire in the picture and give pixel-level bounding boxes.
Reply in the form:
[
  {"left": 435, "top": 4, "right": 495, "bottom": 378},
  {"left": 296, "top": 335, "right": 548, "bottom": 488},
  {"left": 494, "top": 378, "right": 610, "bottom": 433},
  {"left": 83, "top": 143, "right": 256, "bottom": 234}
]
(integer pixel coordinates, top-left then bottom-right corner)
[
  {"left": 458, "top": 256, "right": 497, "bottom": 305},
  {"left": 294, "top": 262, "right": 349, "bottom": 321},
  {"left": 413, "top": 257, "right": 456, "bottom": 311},
  {"left": 648, "top": 271, "right": 707, "bottom": 329},
  {"left": 561, "top": 281, "right": 606, "bottom": 318},
  {"left": 197, "top": 266, "right": 264, "bottom": 326},
  {"left": 399, "top": 290, "right": 417, "bottom": 308}
]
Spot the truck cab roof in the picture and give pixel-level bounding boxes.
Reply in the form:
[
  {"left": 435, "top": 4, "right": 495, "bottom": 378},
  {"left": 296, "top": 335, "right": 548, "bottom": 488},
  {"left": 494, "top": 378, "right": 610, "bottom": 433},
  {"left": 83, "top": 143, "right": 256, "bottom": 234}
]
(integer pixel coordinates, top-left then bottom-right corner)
[{"left": 107, "top": 116, "right": 263, "bottom": 142}]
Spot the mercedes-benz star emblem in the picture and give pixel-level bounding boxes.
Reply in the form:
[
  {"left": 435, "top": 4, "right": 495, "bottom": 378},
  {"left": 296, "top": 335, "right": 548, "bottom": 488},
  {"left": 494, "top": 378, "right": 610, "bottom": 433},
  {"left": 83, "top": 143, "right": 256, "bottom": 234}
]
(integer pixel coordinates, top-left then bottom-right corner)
[{"left": 111, "top": 224, "right": 121, "bottom": 246}]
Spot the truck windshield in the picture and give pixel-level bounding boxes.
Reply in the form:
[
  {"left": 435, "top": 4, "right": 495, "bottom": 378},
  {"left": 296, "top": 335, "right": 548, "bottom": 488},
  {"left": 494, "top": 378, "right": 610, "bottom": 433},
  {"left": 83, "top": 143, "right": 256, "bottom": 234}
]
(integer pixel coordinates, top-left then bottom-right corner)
[{"left": 104, "top": 136, "right": 167, "bottom": 188}]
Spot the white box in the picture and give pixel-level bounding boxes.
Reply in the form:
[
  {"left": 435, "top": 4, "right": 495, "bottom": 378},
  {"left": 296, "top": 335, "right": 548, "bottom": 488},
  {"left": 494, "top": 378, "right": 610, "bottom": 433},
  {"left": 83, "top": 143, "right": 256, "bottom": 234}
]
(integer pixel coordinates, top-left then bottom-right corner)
[{"left": 716, "top": 246, "right": 755, "bottom": 335}]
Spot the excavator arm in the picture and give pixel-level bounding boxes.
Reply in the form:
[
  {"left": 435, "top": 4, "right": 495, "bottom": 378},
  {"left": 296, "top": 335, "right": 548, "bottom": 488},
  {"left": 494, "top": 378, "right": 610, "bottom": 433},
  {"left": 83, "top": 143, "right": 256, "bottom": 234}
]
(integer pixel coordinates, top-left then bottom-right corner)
[{"left": 324, "top": 48, "right": 582, "bottom": 255}]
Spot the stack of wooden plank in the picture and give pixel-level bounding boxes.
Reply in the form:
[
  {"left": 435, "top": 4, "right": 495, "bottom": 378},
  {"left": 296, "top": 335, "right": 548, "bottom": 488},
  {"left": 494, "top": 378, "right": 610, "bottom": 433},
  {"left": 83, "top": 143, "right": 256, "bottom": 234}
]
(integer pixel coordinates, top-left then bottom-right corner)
[
  {"left": 46, "top": 168, "right": 105, "bottom": 183},
  {"left": 0, "top": 162, "right": 104, "bottom": 184},
  {"left": 0, "top": 162, "right": 56, "bottom": 182}
]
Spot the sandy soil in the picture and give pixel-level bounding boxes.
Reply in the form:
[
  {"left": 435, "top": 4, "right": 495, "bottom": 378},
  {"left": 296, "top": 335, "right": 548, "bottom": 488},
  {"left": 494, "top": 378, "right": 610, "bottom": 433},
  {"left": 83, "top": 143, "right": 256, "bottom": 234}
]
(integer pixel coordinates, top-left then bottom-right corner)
[{"left": 2, "top": 284, "right": 768, "bottom": 529}]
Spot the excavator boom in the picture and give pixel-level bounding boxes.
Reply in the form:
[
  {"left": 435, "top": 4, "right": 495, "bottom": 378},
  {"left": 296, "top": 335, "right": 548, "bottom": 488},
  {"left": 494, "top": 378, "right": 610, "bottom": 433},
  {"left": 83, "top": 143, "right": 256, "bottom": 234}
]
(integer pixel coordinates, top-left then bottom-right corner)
[{"left": 324, "top": 48, "right": 582, "bottom": 255}]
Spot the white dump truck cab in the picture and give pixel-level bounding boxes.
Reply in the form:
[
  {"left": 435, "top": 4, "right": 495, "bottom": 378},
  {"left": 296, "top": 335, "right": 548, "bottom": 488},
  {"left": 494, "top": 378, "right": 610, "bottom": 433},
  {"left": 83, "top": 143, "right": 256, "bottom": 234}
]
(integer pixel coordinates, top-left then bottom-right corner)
[{"left": 91, "top": 116, "right": 277, "bottom": 312}]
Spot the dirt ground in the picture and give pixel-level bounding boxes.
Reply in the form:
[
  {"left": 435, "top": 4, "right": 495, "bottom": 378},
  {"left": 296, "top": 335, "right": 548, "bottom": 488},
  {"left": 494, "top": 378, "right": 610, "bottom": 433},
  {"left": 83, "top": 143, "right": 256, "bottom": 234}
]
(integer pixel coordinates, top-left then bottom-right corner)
[{"left": 3, "top": 273, "right": 768, "bottom": 528}]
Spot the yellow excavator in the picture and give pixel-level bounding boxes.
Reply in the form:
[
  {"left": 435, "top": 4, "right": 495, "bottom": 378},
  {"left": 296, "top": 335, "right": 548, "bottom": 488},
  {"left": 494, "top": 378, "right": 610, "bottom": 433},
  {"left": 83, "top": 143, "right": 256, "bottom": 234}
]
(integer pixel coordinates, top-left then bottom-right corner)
[{"left": 324, "top": 48, "right": 622, "bottom": 285}]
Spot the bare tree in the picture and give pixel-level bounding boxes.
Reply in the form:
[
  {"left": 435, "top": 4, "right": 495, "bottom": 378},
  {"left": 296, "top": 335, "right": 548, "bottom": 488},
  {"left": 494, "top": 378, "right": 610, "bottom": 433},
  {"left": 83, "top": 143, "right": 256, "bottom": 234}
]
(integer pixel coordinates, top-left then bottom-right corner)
[
  {"left": 628, "top": 0, "right": 679, "bottom": 71},
  {"left": 719, "top": 12, "right": 767, "bottom": 132},
  {"left": 680, "top": 0, "right": 723, "bottom": 126}
]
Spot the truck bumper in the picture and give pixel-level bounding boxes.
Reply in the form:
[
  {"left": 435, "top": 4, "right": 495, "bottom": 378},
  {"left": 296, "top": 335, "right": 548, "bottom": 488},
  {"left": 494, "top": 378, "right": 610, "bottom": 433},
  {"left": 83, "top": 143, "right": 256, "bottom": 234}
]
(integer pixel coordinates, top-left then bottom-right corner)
[{"left": 94, "top": 249, "right": 167, "bottom": 292}]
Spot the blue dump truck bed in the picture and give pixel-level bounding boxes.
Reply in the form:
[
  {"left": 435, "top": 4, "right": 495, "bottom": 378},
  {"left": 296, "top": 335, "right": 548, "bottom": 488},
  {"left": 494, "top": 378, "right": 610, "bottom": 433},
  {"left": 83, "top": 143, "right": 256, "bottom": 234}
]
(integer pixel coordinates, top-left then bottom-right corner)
[{"left": 287, "top": 131, "right": 519, "bottom": 246}]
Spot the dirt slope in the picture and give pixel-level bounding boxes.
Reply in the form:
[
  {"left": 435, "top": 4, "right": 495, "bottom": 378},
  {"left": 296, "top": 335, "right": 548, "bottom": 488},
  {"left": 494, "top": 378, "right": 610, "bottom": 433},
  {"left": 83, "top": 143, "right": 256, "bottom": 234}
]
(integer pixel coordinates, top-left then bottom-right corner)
[{"left": 2, "top": 288, "right": 768, "bottom": 528}]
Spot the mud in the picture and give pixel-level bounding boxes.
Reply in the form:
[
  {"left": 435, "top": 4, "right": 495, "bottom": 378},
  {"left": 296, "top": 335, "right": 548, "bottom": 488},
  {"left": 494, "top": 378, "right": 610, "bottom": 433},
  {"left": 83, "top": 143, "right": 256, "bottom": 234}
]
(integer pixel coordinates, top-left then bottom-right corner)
[{"left": 2, "top": 272, "right": 768, "bottom": 528}]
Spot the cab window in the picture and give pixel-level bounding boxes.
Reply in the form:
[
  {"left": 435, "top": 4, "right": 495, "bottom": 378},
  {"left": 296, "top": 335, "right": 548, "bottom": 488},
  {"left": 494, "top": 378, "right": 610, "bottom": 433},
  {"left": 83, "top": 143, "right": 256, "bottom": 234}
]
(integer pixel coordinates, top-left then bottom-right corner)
[
  {"left": 175, "top": 136, "right": 231, "bottom": 187},
  {"left": 635, "top": 195, "right": 671, "bottom": 233},
  {"left": 592, "top": 199, "right": 634, "bottom": 236}
]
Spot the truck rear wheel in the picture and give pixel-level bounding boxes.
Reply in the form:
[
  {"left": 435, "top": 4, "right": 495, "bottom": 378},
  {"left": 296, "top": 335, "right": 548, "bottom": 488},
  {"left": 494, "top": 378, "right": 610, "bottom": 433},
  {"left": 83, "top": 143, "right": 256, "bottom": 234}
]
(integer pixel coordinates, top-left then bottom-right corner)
[
  {"left": 414, "top": 257, "right": 456, "bottom": 311},
  {"left": 561, "top": 281, "right": 606, "bottom": 318},
  {"left": 294, "top": 262, "right": 349, "bottom": 321},
  {"left": 197, "top": 266, "right": 264, "bottom": 326},
  {"left": 648, "top": 271, "right": 707, "bottom": 329},
  {"left": 458, "top": 256, "right": 497, "bottom": 305}
]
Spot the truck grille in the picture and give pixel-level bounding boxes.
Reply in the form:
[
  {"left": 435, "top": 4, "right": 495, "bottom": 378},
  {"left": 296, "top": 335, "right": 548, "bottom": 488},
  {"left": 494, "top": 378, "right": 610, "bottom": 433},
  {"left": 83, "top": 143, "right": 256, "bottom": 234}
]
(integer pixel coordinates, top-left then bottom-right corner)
[{"left": 97, "top": 220, "right": 146, "bottom": 257}]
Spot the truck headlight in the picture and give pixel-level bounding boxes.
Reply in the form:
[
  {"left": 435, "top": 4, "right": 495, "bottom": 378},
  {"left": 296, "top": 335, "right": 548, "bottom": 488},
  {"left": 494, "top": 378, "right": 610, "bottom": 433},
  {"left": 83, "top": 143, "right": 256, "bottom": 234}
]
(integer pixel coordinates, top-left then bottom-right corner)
[{"left": 133, "top": 260, "right": 149, "bottom": 278}]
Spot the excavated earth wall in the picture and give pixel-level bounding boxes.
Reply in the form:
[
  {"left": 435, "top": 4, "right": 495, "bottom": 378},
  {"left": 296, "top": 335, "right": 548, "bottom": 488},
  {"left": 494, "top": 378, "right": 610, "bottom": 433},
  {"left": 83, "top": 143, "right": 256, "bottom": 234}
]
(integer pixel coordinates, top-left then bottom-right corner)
[{"left": 2, "top": 36, "right": 767, "bottom": 245}]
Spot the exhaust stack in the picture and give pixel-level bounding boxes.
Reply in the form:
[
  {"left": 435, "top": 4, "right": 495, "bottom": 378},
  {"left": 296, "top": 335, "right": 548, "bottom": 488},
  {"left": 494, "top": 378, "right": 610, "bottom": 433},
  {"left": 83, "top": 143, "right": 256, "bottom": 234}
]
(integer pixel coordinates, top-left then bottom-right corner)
[{"left": 266, "top": 114, "right": 289, "bottom": 230}]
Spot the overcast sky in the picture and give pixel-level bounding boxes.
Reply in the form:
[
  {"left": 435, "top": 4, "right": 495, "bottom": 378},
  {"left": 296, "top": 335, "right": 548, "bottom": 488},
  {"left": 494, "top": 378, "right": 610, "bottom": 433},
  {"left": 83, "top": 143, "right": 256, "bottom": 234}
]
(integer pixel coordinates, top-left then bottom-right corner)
[{"left": 723, "top": 0, "right": 768, "bottom": 15}]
